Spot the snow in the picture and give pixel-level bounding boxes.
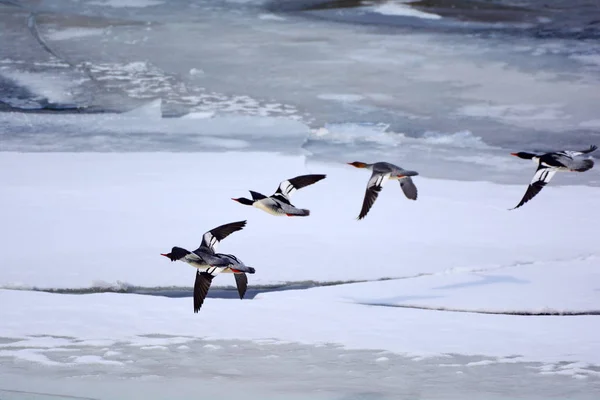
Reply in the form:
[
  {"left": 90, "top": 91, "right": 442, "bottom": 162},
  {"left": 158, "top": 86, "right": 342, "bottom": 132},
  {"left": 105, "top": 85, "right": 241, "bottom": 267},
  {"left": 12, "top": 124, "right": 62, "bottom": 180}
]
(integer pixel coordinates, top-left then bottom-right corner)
[
  {"left": 2, "top": 1, "right": 600, "bottom": 396},
  {"left": 371, "top": 2, "right": 442, "bottom": 20},
  {"left": 317, "top": 94, "right": 365, "bottom": 103},
  {"left": 0, "top": 135, "right": 599, "bottom": 384},
  {"left": 307, "top": 124, "right": 490, "bottom": 149},
  {"left": 267, "top": 256, "right": 600, "bottom": 314},
  {"left": 89, "top": 0, "right": 165, "bottom": 8},
  {"left": 0, "top": 150, "right": 599, "bottom": 374},
  {"left": 1, "top": 151, "right": 599, "bottom": 290},
  {"left": 457, "top": 103, "right": 569, "bottom": 123},
  {"left": 0, "top": 279, "right": 599, "bottom": 374},
  {"left": 69, "top": 355, "right": 124, "bottom": 366},
  {"left": 580, "top": 119, "right": 600, "bottom": 128},
  {"left": 45, "top": 28, "right": 105, "bottom": 41},
  {"left": 258, "top": 14, "right": 286, "bottom": 22}
]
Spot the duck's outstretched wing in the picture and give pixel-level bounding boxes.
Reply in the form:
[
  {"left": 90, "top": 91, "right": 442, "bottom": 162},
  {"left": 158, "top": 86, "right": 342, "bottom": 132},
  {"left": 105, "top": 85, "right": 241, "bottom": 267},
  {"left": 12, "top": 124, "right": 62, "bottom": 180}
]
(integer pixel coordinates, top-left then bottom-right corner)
[
  {"left": 234, "top": 273, "right": 248, "bottom": 300},
  {"left": 556, "top": 145, "right": 597, "bottom": 159},
  {"left": 512, "top": 166, "right": 556, "bottom": 210},
  {"left": 358, "top": 172, "right": 390, "bottom": 220},
  {"left": 193, "top": 271, "right": 214, "bottom": 313},
  {"left": 399, "top": 177, "right": 418, "bottom": 200},
  {"left": 274, "top": 174, "right": 326, "bottom": 199},
  {"left": 197, "top": 220, "right": 247, "bottom": 253},
  {"left": 576, "top": 145, "right": 597, "bottom": 155}
]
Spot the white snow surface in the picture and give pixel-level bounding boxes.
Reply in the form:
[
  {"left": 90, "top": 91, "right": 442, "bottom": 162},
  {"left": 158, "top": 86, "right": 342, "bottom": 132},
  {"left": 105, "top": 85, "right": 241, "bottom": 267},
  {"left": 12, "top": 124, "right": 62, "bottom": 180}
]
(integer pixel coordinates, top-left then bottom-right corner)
[
  {"left": 45, "top": 28, "right": 105, "bottom": 41},
  {"left": 0, "top": 279, "right": 599, "bottom": 370},
  {"left": 0, "top": 151, "right": 599, "bottom": 373},
  {"left": 89, "top": 0, "right": 165, "bottom": 8},
  {"left": 371, "top": 2, "right": 442, "bottom": 20},
  {"left": 1, "top": 151, "right": 599, "bottom": 289},
  {"left": 283, "top": 256, "right": 600, "bottom": 314}
]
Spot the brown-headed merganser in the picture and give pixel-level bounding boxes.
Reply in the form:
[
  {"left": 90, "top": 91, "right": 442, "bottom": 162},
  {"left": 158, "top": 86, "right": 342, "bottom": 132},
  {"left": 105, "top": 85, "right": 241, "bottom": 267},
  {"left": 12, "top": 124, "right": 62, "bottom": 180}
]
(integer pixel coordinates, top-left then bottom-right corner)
[
  {"left": 161, "top": 220, "right": 255, "bottom": 313},
  {"left": 510, "top": 145, "right": 597, "bottom": 209},
  {"left": 232, "top": 174, "right": 326, "bottom": 217},
  {"left": 348, "top": 161, "right": 419, "bottom": 220}
]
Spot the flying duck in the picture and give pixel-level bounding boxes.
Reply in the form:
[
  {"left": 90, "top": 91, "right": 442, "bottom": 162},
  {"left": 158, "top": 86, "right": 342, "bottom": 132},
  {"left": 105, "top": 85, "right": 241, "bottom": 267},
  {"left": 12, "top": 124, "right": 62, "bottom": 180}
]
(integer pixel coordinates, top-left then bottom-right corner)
[
  {"left": 348, "top": 161, "right": 419, "bottom": 220},
  {"left": 510, "top": 145, "right": 597, "bottom": 209},
  {"left": 232, "top": 174, "right": 326, "bottom": 216},
  {"left": 161, "top": 220, "right": 255, "bottom": 313}
]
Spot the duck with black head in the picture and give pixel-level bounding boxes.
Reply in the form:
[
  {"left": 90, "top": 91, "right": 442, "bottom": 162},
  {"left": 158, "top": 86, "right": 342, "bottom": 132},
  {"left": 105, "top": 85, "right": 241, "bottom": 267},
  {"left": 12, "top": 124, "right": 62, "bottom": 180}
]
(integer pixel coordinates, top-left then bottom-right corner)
[
  {"left": 161, "top": 220, "right": 255, "bottom": 313},
  {"left": 510, "top": 145, "right": 597, "bottom": 209}
]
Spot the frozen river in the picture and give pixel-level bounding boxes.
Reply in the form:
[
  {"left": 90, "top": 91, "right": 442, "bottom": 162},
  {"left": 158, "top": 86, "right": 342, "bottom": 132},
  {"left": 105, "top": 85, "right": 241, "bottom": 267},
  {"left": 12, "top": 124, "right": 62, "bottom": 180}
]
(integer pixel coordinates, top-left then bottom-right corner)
[{"left": 1, "top": 1, "right": 599, "bottom": 399}]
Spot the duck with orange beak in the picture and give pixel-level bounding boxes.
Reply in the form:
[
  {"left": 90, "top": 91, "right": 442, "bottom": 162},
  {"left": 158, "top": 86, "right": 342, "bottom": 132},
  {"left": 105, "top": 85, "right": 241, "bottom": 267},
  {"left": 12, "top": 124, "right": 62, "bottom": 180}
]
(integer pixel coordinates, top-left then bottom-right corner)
[
  {"left": 347, "top": 161, "right": 419, "bottom": 220},
  {"left": 510, "top": 145, "right": 597, "bottom": 209},
  {"left": 161, "top": 220, "right": 255, "bottom": 313}
]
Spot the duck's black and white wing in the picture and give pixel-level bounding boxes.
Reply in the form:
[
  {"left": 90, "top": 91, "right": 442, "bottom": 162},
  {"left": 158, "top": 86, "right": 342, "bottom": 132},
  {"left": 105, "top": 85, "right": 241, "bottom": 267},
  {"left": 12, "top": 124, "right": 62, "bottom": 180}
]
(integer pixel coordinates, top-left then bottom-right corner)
[
  {"left": 558, "top": 145, "right": 598, "bottom": 159},
  {"left": 249, "top": 191, "right": 267, "bottom": 201},
  {"left": 197, "top": 220, "right": 247, "bottom": 253},
  {"left": 512, "top": 166, "right": 556, "bottom": 210},
  {"left": 234, "top": 273, "right": 248, "bottom": 300},
  {"left": 193, "top": 271, "right": 214, "bottom": 313},
  {"left": 274, "top": 174, "right": 327, "bottom": 199},
  {"left": 358, "top": 172, "right": 390, "bottom": 220},
  {"left": 399, "top": 177, "right": 418, "bottom": 200}
]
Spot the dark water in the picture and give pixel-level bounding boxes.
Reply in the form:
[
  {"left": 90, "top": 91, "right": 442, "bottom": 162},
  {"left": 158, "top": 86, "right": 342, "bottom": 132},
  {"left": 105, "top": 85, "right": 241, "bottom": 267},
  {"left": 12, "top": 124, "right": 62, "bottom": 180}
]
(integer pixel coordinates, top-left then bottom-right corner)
[
  {"left": 270, "top": 0, "right": 600, "bottom": 39},
  {"left": 24, "top": 283, "right": 321, "bottom": 299}
]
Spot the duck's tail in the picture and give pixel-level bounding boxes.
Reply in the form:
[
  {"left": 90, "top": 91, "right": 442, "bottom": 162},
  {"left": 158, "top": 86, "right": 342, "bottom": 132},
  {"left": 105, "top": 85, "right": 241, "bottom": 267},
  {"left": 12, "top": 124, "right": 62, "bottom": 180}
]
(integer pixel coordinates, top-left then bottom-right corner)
[
  {"left": 286, "top": 208, "right": 310, "bottom": 217},
  {"left": 572, "top": 159, "right": 594, "bottom": 172}
]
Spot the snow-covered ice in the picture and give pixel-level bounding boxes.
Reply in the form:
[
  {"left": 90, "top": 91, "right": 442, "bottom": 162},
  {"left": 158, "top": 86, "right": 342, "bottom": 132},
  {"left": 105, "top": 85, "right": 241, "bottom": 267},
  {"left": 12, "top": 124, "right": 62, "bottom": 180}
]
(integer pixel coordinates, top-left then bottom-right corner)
[
  {"left": 1, "top": 0, "right": 600, "bottom": 398},
  {"left": 0, "top": 151, "right": 599, "bottom": 381},
  {"left": 89, "top": 0, "right": 165, "bottom": 8},
  {"left": 371, "top": 1, "right": 443, "bottom": 20},
  {"left": 45, "top": 28, "right": 105, "bottom": 42},
  {"left": 1, "top": 151, "right": 599, "bottom": 289}
]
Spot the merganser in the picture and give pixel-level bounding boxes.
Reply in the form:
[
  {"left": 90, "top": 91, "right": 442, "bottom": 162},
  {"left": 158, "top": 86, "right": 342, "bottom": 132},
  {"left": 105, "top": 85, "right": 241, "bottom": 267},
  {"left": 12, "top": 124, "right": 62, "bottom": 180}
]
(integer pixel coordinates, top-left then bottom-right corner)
[
  {"left": 232, "top": 174, "right": 326, "bottom": 217},
  {"left": 161, "top": 220, "right": 255, "bottom": 313},
  {"left": 348, "top": 161, "right": 419, "bottom": 220},
  {"left": 510, "top": 145, "right": 597, "bottom": 209}
]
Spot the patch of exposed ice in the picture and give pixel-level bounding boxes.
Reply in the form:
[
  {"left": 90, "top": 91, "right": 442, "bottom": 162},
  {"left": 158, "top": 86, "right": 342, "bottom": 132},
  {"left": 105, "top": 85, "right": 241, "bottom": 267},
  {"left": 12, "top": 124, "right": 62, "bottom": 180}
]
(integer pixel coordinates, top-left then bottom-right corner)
[
  {"left": 69, "top": 355, "right": 124, "bottom": 366},
  {"left": 258, "top": 13, "right": 286, "bottom": 21},
  {"left": 371, "top": 2, "right": 442, "bottom": 20},
  {"left": 89, "top": 0, "right": 164, "bottom": 7},
  {"left": 579, "top": 119, "right": 600, "bottom": 128},
  {"left": 317, "top": 93, "right": 364, "bottom": 102},
  {"left": 308, "top": 123, "right": 490, "bottom": 150},
  {"left": 0, "top": 69, "right": 79, "bottom": 104},
  {"left": 457, "top": 103, "right": 569, "bottom": 122},
  {"left": 46, "top": 28, "right": 105, "bottom": 41}
]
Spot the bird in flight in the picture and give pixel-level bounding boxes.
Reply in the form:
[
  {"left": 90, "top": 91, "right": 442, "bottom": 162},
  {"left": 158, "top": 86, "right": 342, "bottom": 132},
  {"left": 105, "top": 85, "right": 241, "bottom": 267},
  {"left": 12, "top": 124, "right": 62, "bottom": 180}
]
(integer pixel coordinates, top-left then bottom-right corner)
[
  {"left": 232, "top": 174, "right": 326, "bottom": 217},
  {"left": 510, "top": 145, "right": 597, "bottom": 209},
  {"left": 161, "top": 220, "right": 255, "bottom": 313},
  {"left": 347, "top": 161, "right": 419, "bottom": 220}
]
